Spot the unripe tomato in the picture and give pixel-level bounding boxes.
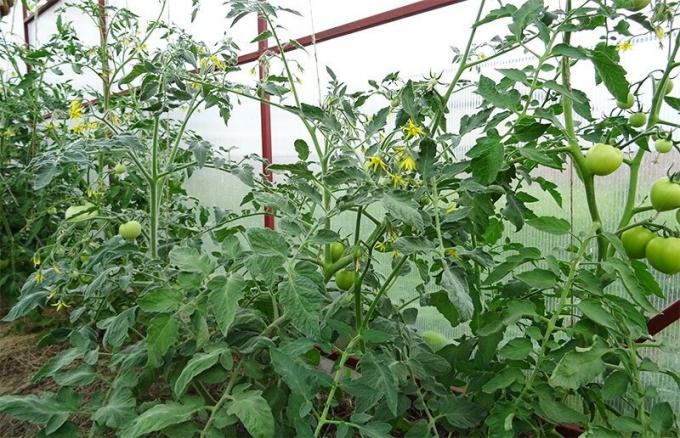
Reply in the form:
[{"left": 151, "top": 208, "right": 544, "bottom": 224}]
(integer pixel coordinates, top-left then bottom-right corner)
[
  {"left": 0, "top": 259, "right": 9, "bottom": 270},
  {"left": 65, "top": 202, "right": 98, "bottom": 223},
  {"left": 655, "top": 139, "right": 673, "bottom": 153},
  {"left": 119, "top": 220, "right": 142, "bottom": 240},
  {"left": 335, "top": 270, "right": 355, "bottom": 291},
  {"left": 616, "top": 92, "right": 634, "bottom": 109},
  {"left": 650, "top": 177, "right": 680, "bottom": 211},
  {"left": 421, "top": 330, "right": 450, "bottom": 352},
  {"left": 629, "top": 112, "right": 647, "bottom": 128},
  {"left": 585, "top": 143, "right": 623, "bottom": 176},
  {"left": 645, "top": 237, "right": 680, "bottom": 275},
  {"left": 664, "top": 80, "right": 674, "bottom": 95},
  {"left": 330, "top": 242, "right": 345, "bottom": 263},
  {"left": 621, "top": 226, "right": 656, "bottom": 259},
  {"left": 114, "top": 163, "right": 126, "bottom": 174},
  {"left": 47, "top": 206, "right": 57, "bottom": 215},
  {"left": 615, "top": 0, "right": 650, "bottom": 11}
]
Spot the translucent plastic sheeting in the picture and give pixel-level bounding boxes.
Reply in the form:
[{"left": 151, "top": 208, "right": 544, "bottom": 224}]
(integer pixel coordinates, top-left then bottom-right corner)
[
  {"left": 25, "top": 3, "right": 104, "bottom": 95},
  {"left": 108, "top": 0, "right": 257, "bottom": 54}
]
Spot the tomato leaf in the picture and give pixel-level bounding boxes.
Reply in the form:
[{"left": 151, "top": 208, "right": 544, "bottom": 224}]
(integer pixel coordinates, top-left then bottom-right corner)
[{"left": 227, "top": 387, "right": 275, "bottom": 438}]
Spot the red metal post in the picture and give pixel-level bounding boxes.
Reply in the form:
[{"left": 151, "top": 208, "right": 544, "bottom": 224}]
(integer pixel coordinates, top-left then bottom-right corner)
[
  {"left": 21, "top": 2, "right": 30, "bottom": 49},
  {"left": 257, "top": 12, "right": 275, "bottom": 229}
]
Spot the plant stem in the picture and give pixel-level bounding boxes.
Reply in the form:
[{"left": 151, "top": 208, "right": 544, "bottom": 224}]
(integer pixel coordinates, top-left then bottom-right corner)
[
  {"left": 149, "top": 115, "right": 161, "bottom": 258},
  {"left": 313, "top": 335, "right": 361, "bottom": 438},
  {"left": 617, "top": 29, "right": 680, "bottom": 231},
  {"left": 352, "top": 207, "right": 363, "bottom": 331},
  {"left": 561, "top": 0, "right": 605, "bottom": 260},
  {"left": 514, "top": 234, "right": 593, "bottom": 407},
  {"left": 429, "top": 0, "right": 486, "bottom": 133}
]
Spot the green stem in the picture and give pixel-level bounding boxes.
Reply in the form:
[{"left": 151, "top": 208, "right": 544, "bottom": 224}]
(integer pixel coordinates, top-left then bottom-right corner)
[
  {"left": 149, "top": 116, "right": 161, "bottom": 258},
  {"left": 617, "top": 29, "right": 680, "bottom": 231},
  {"left": 352, "top": 207, "right": 363, "bottom": 331},
  {"left": 313, "top": 335, "right": 361, "bottom": 438},
  {"left": 430, "top": 0, "right": 487, "bottom": 133},
  {"left": 514, "top": 234, "right": 593, "bottom": 407},
  {"left": 560, "top": 2, "right": 605, "bottom": 259}
]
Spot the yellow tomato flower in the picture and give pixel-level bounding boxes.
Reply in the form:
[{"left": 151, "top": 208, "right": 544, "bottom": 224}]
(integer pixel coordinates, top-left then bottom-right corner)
[
  {"left": 618, "top": 40, "right": 633, "bottom": 52},
  {"left": 191, "top": 82, "right": 202, "bottom": 90},
  {"left": 52, "top": 300, "right": 71, "bottom": 312},
  {"left": 73, "top": 121, "right": 98, "bottom": 135},
  {"left": 367, "top": 155, "right": 387, "bottom": 172},
  {"left": 400, "top": 156, "right": 417, "bottom": 171},
  {"left": 200, "top": 54, "right": 225, "bottom": 70},
  {"left": 3, "top": 127, "right": 16, "bottom": 138},
  {"left": 70, "top": 101, "right": 83, "bottom": 120},
  {"left": 446, "top": 248, "right": 458, "bottom": 257},
  {"left": 375, "top": 242, "right": 389, "bottom": 252},
  {"left": 446, "top": 203, "right": 458, "bottom": 214},
  {"left": 47, "top": 290, "right": 58, "bottom": 301},
  {"left": 656, "top": 26, "right": 665, "bottom": 40},
  {"left": 403, "top": 119, "right": 424, "bottom": 138},
  {"left": 391, "top": 249, "right": 400, "bottom": 257},
  {"left": 391, "top": 174, "right": 407, "bottom": 188},
  {"left": 35, "top": 270, "right": 44, "bottom": 284},
  {"left": 33, "top": 253, "right": 41, "bottom": 267}
]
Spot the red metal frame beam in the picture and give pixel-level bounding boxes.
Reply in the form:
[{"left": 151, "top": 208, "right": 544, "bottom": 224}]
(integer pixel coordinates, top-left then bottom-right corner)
[
  {"left": 647, "top": 300, "right": 680, "bottom": 336},
  {"left": 237, "top": 0, "right": 464, "bottom": 65}
]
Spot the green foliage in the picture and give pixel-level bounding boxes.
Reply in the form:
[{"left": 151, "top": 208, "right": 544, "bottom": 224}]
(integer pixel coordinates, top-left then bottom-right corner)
[{"left": 0, "top": 0, "right": 679, "bottom": 437}]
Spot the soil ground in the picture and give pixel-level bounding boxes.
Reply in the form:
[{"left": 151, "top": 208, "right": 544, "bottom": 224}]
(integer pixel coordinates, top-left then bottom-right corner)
[{"left": 0, "top": 322, "right": 65, "bottom": 437}]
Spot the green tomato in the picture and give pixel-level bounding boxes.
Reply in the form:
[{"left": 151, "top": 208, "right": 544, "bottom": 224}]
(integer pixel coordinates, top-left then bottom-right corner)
[
  {"left": 330, "top": 242, "right": 345, "bottom": 263},
  {"left": 664, "top": 80, "right": 674, "bottom": 95},
  {"left": 0, "top": 259, "right": 9, "bottom": 270},
  {"left": 616, "top": 92, "right": 634, "bottom": 109},
  {"left": 114, "top": 163, "right": 126, "bottom": 174},
  {"left": 650, "top": 177, "right": 680, "bottom": 211},
  {"left": 615, "top": 0, "right": 651, "bottom": 11},
  {"left": 584, "top": 143, "right": 623, "bottom": 176},
  {"left": 335, "top": 270, "right": 355, "bottom": 291},
  {"left": 655, "top": 139, "right": 673, "bottom": 153},
  {"left": 65, "top": 202, "right": 98, "bottom": 223},
  {"left": 119, "top": 220, "right": 142, "bottom": 240},
  {"left": 621, "top": 226, "right": 656, "bottom": 259},
  {"left": 646, "top": 237, "right": 680, "bottom": 275},
  {"left": 629, "top": 112, "right": 647, "bottom": 128},
  {"left": 421, "top": 330, "right": 450, "bottom": 352}
]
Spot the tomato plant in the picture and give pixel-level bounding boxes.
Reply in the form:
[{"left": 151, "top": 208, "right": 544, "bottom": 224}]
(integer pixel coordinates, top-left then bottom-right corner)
[{"left": 0, "top": 0, "right": 679, "bottom": 437}]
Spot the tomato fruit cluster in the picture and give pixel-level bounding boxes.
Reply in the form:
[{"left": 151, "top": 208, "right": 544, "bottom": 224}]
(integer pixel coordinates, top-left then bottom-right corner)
[
  {"left": 335, "top": 270, "right": 355, "bottom": 291},
  {"left": 646, "top": 237, "right": 680, "bottom": 274},
  {"left": 629, "top": 112, "right": 647, "bottom": 128},
  {"left": 650, "top": 177, "right": 680, "bottom": 211},
  {"left": 621, "top": 226, "right": 656, "bottom": 259},
  {"left": 585, "top": 143, "right": 623, "bottom": 176},
  {"left": 655, "top": 139, "right": 673, "bottom": 153},
  {"left": 119, "top": 220, "right": 142, "bottom": 240}
]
